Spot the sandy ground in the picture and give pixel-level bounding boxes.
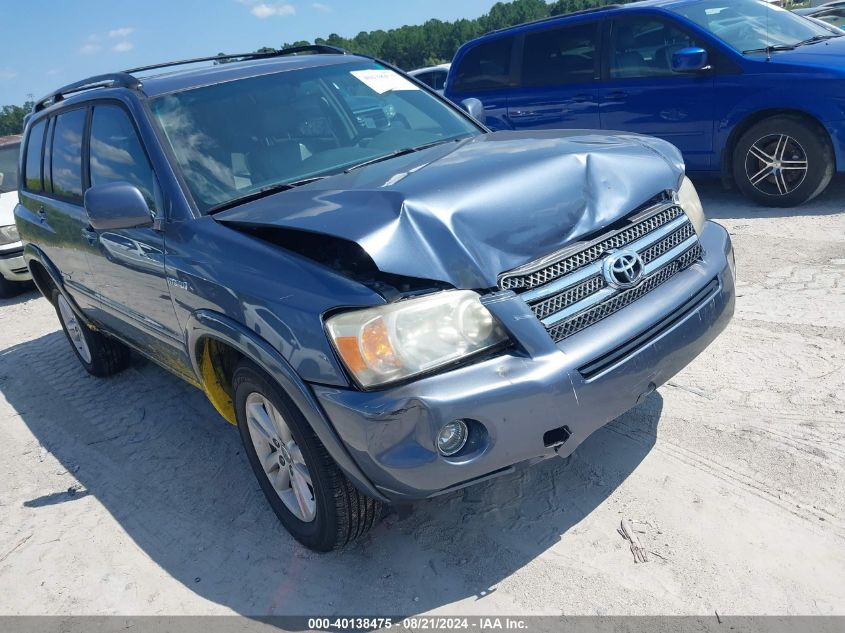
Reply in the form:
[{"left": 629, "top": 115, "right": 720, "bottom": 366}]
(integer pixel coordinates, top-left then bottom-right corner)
[{"left": 0, "top": 178, "right": 843, "bottom": 616}]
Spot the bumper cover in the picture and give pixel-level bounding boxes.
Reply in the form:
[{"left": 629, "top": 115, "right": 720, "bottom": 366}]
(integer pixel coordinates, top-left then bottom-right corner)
[
  {"left": 313, "top": 221, "right": 735, "bottom": 502},
  {"left": 0, "top": 243, "right": 31, "bottom": 283}
]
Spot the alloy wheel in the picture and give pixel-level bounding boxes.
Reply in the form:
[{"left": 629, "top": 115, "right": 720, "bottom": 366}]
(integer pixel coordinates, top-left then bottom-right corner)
[
  {"left": 244, "top": 392, "right": 317, "bottom": 522},
  {"left": 57, "top": 295, "right": 92, "bottom": 364},
  {"left": 745, "top": 133, "right": 809, "bottom": 197}
]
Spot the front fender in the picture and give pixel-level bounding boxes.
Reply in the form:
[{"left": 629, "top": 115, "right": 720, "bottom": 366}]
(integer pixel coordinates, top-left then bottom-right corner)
[{"left": 185, "top": 309, "right": 387, "bottom": 503}]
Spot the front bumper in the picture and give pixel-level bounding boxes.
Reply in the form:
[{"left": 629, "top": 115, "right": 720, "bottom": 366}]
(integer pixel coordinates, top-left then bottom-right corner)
[
  {"left": 313, "top": 221, "right": 735, "bottom": 502},
  {"left": 0, "top": 242, "right": 31, "bottom": 283}
]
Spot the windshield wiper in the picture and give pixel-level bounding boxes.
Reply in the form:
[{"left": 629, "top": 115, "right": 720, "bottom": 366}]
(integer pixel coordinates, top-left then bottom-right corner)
[
  {"left": 743, "top": 44, "right": 796, "bottom": 54},
  {"left": 344, "top": 137, "right": 467, "bottom": 173},
  {"left": 207, "top": 176, "right": 326, "bottom": 215},
  {"left": 794, "top": 34, "right": 840, "bottom": 46}
]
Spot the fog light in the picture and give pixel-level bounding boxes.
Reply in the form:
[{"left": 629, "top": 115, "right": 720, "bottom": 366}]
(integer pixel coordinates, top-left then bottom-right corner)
[{"left": 437, "top": 420, "right": 468, "bottom": 457}]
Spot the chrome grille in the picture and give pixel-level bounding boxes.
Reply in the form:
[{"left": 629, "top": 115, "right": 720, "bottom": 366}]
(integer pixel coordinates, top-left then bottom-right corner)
[
  {"left": 500, "top": 206, "right": 684, "bottom": 291},
  {"left": 498, "top": 200, "right": 704, "bottom": 343},
  {"left": 547, "top": 244, "right": 701, "bottom": 342}
]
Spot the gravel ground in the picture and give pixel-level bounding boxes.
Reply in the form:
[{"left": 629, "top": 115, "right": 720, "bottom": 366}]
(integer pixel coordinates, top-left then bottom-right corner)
[{"left": 0, "top": 178, "right": 843, "bottom": 616}]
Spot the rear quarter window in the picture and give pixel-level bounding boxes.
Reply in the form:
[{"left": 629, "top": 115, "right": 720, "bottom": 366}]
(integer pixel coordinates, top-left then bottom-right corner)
[
  {"left": 24, "top": 121, "right": 46, "bottom": 192},
  {"left": 51, "top": 108, "right": 87, "bottom": 203},
  {"left": 453, "top": 37, "right": 514, "bottom": 92}
]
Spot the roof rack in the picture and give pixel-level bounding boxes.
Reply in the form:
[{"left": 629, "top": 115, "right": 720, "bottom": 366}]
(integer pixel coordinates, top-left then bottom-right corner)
[
  {"left": 123, "top": 44, "right": 348, "bottom": 75},
  {"left": 488, "top": 4, "right": 622, "bottom": 34},
  {"left": 32, "top": 44, "right": 349, "bottom": 114},
  {"left": 33, "top": 73, "right": 141, "bottom": 112}
]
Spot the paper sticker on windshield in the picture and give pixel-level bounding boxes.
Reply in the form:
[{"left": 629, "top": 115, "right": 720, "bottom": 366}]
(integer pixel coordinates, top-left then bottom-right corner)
[{"left": 350, "top": 69, "right": 419, "bottom": 94}]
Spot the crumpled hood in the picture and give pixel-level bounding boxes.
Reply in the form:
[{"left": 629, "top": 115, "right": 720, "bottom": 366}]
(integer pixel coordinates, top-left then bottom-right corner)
[{"left": 216, "top": 130, "right": 685, "bottom": 289}]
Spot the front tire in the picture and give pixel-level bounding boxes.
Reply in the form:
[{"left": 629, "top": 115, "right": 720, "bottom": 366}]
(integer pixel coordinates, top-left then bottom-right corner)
[
  {"left": 733, "top": 116, "right": 834, "bottom": 208},
  {"left": 53, "top": 291, "right": 130, "bottom": 376},
  {"left": 233, "top": 360, "right": 382, "bottom": 551}
]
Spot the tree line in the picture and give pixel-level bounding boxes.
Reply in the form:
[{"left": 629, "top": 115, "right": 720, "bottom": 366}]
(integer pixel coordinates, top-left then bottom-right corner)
[{"left": 1, "top": 0, "right": 624, "bottom": 136}]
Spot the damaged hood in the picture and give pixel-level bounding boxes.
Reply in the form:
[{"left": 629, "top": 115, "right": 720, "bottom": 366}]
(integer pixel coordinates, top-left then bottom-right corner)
[{"left": 216, "top": 130, "right": 685, "bottom": 289}]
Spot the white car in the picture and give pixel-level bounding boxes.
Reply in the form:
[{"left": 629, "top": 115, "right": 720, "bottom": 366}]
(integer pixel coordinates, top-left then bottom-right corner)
[
  {"left": 0, "top": 135, "right": 31, "bottom": 297},
  {"left": 408, "top": 63, "right": 451, "bottom": 95}
]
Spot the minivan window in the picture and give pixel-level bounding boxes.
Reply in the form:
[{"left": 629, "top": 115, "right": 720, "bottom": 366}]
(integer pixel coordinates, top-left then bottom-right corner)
[
  {"left": 0, "top": 143, "right": 20, "bottom": 194},
  {"left": 51, "top": 109, "right": 87, "bottom": 202},
  {"left": 24, "top": 121, "right": 46, "bottom": 192},
  {"left": 90, "top": 105, "right": 157, "bottom": 212},
  {"left": 520, "top": 22, "right": 599, "bottom": 87},
  {"left": 453, "top": 37, "right": 513, "bottom": 92},
  {"left": 42, "top": 118, "right": 55, "bottom": 193},
  {"left": 610, "top": 18, "right": 701, "bottom": 78},
  {"left": 151, "top": 61, "right": 478, "bottom": 214}
]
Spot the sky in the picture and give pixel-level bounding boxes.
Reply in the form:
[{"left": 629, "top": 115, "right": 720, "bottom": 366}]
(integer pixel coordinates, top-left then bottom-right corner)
[{"left": 0, "top": 0, "right": 501, "bottom": 105}]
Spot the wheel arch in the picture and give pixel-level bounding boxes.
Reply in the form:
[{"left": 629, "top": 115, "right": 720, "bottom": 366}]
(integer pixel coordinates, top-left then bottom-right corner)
[
  {"left": 23, "top": 244, "right": 62, "bottom": 304},
  {"left": 721, "top": 108, "right": 833, "bottom": 187},
  {"left": 185, "top": 310, "right": 387, "bottom": 502}
]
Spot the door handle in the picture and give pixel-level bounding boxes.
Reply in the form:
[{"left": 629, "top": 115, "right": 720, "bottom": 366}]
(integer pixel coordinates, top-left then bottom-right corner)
[
  {"left": 606, "top": 90, "right": 628, "bottom": 101},
  {"left": 81, "top": 227, "right": 98, "bottom": 245},
  {"left": 572, "top": 93, "right": 592, "bottom": 103},
  {"left": 510, "top": 109, "right": 540, "bottom": 118},
  {"left": 37, "top": 206, "right": 47, "bottom": 222}
]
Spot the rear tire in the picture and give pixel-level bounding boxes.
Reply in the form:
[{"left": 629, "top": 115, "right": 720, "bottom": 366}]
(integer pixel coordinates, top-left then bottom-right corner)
[
  {"left": 233, "top": 360, "right": 382, "bottom": 551},
  {"left": 733, "top": 116, "right": 834, "bottom": 208},
  {"left": 53, "top": 290, "right": 130, "bottom": 377}
]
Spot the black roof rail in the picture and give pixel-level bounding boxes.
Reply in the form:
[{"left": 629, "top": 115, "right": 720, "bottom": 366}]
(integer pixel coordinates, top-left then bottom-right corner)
[
  {"left": 33, "top": 73, "right": 141, "bottom": 113},
  {"left": 122, "top": 44, "right": 348, "bottom": 75},
  {"left": 488, "top": 4, "right": 622, "bottom": 34}
]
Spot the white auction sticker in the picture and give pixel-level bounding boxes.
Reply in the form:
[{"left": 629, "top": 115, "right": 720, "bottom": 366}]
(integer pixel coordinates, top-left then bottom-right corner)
[{"left": 350, "top": 69, "right": 419, "bottom": 94}]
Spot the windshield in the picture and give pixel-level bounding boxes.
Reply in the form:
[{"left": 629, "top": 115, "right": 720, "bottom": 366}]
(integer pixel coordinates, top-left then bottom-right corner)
[
  {"left": 670, "top": 0, "right": 838, "bottom": 53},
  {"left": 151, "top": 61, "right": 480, "bottom": 214},
  {"left": 0, "top": 144, "right": 20, "bottom": 194}
]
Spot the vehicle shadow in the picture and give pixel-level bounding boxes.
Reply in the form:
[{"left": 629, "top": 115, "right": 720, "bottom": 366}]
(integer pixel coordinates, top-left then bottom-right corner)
[
  {"left": 1, "top": 330, "right": 661, "bottom": 616},
  {"left": 692, "top": 174, "right": 845, "bottom": 220},
  {"left": 0, "top": 283, "right": 38, "bottom": 308}
]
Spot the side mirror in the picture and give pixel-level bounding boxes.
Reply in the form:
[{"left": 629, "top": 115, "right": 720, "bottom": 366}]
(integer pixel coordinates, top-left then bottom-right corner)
[
  {"left": 460, "top": 98, "right": 486, "bottom": 124},
  {"left": 84, "top": 182, "right": 154, "bottom": 231},
  {"left": 0, "top": 172, "right": 5, "bottom": 187},
  {"left": 672, "top": 47, "right": 710, "bottom": 73}
]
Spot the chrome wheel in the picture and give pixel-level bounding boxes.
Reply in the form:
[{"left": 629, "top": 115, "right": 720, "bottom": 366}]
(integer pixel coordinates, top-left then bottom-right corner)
[
  {"left": 244, "top": 392, "right": 316, "bottom": 522},
  {"left": 57, "top": 295, "right": 92, "bottom": 364},
  {"left": 745, "top": 133, "right": 808, "bottom": 197}
]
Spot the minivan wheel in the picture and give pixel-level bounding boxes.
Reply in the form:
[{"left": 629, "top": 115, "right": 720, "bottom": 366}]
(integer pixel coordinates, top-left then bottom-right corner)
[
  {"left": 53, "top": 291, "right": 130, "bottom": 376},
  {"left": 733, "top": 116, "right": 834, "bottom": 208},
  {"left": 233, "top": 360, "right": 382, "bottom": 551}
]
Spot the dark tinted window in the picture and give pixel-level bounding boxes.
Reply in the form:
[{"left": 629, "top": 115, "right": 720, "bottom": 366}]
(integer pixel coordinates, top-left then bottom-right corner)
[
  {"left": 0, "top": 144, "right": 20, "bottom": 194},
  {"left": 42, "top": 118, "right": 55, "bottom": 193},
  {"left": 414, "top": 71, "right": 435, "bottom": 88},
  {"left": 520, "top": 22, "right": 599, "bottom": 87},
  {"left": 24, "top": 121, "right": 45, "bottom": 191},
  {"left": 453, "top": 37, "right": 513, "bottom": 92},
  {"left": 610, "top": 18, "right": 702, "bottom": 78},
  {"left": 51, "top": 109, "right": 86, "bottom": 202},
  {"left": 90, "top": 105, "right": 157, "bottom": 212},
  {"left": 430, "top": 71, "right": 447, "bottom": 91}
]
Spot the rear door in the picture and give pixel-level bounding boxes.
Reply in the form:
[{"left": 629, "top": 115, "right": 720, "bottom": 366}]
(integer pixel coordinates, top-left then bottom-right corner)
[
  {"left": 83, "top": 102, "right": 182, "bottom": 353},
  {"left": 18, "top": 108, "right": 98, "bottom": 310},
  {"left": 598, "top": 14, "right": 715, "bottom": 171},
  {"left": 507, "top": 20, "right": 602, "bottom": 130}
]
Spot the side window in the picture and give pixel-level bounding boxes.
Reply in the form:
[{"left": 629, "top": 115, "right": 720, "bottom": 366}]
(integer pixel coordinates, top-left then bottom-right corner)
[
  {"left": 89, "top": 105, "right": 157, "bottom": 213},
  {"left": 520, "top": 22, "right": 599, "bottom": 88},
  {"left": 42, "top": 118, "right": 55, "bottom": 193},
  {"left": 51, "top": 109, "right": 87, "bottom": 202},
  {"left": 453, "top": 37, "right": 513, "bottom": 92},
  {"left": 431, "top": 71, "right": 447, "bottom": 91},
  {"left": 414, "top": 72, "right": 434, "bottom": 88},
  {"left": 24, "top": 120, "right": 46, "bottom": 192},
  {"left": 610, "top": 18, "right": 701, "bottom": 79}
]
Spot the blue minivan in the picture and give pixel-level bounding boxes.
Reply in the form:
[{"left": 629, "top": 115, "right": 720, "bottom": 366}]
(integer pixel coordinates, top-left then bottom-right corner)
[{"left": 445, "top": 0, "right": 845, "bottom": 207}]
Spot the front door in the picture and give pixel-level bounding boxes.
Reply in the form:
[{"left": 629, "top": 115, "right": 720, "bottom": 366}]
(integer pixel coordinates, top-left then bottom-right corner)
[
  {"left": 83, "top": 103, "right": 183, "bottom": 357},
  {"left": 599, "top": 16, "right": 715, "bottom": 171},
  {"left": 507, "top": 20, "right": 602, "bottom": 130}
]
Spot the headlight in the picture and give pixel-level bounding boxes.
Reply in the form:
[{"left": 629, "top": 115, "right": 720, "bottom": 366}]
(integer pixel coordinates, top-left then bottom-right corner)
[
  {"left": 326, "top": 290, "right": 508, "bottom": 388},
  {"left": 0, "top": 224, "right": 19, "bottom": 246},
  {"left": 677, "top": 176, "right": 705, "bottom": 235}
]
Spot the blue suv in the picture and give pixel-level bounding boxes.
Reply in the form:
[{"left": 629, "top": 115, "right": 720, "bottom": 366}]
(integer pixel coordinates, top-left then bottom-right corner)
[
  {"left": 15, "top": 46, "right": 734, "bottom": 550},
  {"left": 445, "top": 0, "right": 845, "bottom": 207}
]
